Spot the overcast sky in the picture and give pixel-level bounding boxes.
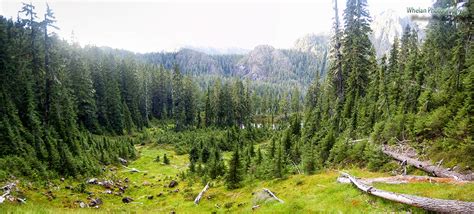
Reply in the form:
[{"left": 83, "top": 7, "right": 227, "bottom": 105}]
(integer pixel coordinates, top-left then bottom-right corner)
[{"left": 0, "top": 0, "right": 433, "bottom": 53}]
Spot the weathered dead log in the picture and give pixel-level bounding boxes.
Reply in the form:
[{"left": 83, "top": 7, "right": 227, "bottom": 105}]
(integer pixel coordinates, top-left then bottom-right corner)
[
  {"left": 194, "top": 182, "right": 209, "bottom": 205},
  {"left": 340, "top": 172, "right": 474, "bottom": 213},
  {"left": 263, "top": 188, "right": 284, "bottom": 203},
  {"left": 337, "top": 175, "right": 472, "bottom": 185},
  {"left": 0, "top": 190, "right": 9, "bottom": 204},
  {"left": 0, "top": 182, "right": 16, "bottom": 204},
  {"left": 383, "top": 145, "right": 473, "bottom": 181},
  {"left": 122, "top": 166, "right": 147, "bottom": 173}
]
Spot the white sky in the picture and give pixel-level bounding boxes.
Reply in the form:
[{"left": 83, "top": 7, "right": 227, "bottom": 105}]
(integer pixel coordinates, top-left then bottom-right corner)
[{"left": 0, "top": 0, "right": 433, "bottom": 53}]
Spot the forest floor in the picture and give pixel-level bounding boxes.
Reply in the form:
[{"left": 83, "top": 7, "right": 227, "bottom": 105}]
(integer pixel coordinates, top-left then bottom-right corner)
[{"left": 1, "top": 144, "right": 474, "bottom": 213}]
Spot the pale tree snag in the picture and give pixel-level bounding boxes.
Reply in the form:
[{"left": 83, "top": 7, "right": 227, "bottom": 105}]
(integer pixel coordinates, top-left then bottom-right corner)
[
  {"left": 263, "top": 188, "right": 284, "bottom": 203},
  {"left": 194, "top": 182, "right": 209, "bottom": 205},
  {"left": 340, "top": 172, "right": 474, "bottom": 213},
  {"left": 382, "top": 145, "right": 474, "bottom": 181}
]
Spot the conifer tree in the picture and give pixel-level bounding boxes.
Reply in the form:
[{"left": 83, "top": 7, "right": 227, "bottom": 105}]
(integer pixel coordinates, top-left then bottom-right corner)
[
  {"left": 163, "top": 153, "right": 170, "bottom": 165},
  {"left": 225, "top": 148, "right": 242, "bottom": 189}
]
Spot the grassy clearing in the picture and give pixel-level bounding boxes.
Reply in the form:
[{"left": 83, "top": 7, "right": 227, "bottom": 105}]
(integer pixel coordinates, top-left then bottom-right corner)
[{"left": 1, "top": 145, "right": 473, "bottom": 213}]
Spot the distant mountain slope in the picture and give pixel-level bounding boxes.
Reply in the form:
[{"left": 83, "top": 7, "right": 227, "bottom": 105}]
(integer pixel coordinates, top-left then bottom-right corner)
[
  {"left": 293, "top": 33, "right": 330, "bottom": 56},
  {"left": 370, "top": 10, "right": 425, "bottom": 58},
  {"left": 183, "top": 45, "right": 251, "bottom": 55},
  {"left": 141, "top": 41, "right": 328, "bottom": 91}
]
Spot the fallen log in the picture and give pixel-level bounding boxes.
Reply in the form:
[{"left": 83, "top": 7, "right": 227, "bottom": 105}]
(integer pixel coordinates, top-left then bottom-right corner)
[
  {"left": 340, "top": 172, "right": 474, "bottom": 213},
  {"left": 337, "top": 175, "right": 471, "bottom": 185},
  {"left": 263, "top": 188, "right": 284, "bottom": 203},
  {"left": 122, "top": 165, "right": 147, "bottom": 173},
  {"left": 382, "top": 145, "right": 473, "bottom": 181},
  {"left": 194, "top": 182, "right": 209, "bottom": 205},
  {"left": 362, "top": 175, "right": 471, "bottom": 185},
  {"left": 0, "top": 182, "right": 16, "bottom": 204}
]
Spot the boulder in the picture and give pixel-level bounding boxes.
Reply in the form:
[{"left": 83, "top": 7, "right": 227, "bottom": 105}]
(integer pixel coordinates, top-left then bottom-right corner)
[
  {"left": 87, "top": 178, "right": 98, "bottom": 184},
  {"left": 102, "top": 180, "right": 114, "bottom": 189},
  {"left": 118, "top": 157, "right": 128, "bottom": 165},
  {"left": 122, "top": 197, "right": 133, "bottom": 203},
  {"left": 89, "top": 198, "right": 102, "bottom": 207},
  {"left": 168, "top": 180, "right": 178, "bottom": 188},
  {"left": 79, "top": 201, "right": 87, "bottom": 208}
]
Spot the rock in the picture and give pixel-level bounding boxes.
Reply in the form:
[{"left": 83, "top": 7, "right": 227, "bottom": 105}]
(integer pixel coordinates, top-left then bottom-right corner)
[
  {"left": 252, "top": 205, "right": 260, "bottom": 210},
  {"left": 142, "top": 181, "right": 150, "bottom": 186},
  {"left": 122, "top": 197, "right": 133, "bottom": 203},
  {"left": 65, "top": 185, "right": 73, "bottom": 190},
  {"left": 119, "top": 186, "right": 126, "bottom": 193},
  {"left": 102, "top": 180, "right": 114, "bottom": 189},
  {"left": 79, "top": 201, "right": 87, "bottom": 208},
  {"left": 60, "top": 178, "right": 65, "bottom": 182},
  {"left": 168, "top": 180, "right": 178, "bottom": 188},
  {"left": 124, "top": 178, "right": 129, "bottom": 183},
  {"left": 118, "top": 157, "right": 128, "bottom": 165},
  {"left": 87, "top": 178, "right": 98, "bottom": 184},
  {"left": 45, "top": 190, "right": 55, "bottom": 201},
  {"left": 157, "top": 192, "right": 163, "bottom": 197},
  {"left": 89, "top": 198, "right": 102, "bottom": 207},
  {"left": 104, "top": 189, "right": 112, "bottom": 194},
  {"left": 238, "top": 202, "right": 246, "bottom": 207},
  {"left": 147, "top": 195, "right": 154, "bottom": 200},
  {"left": 173, "top": 189, "right": 179, "bottom": 193},
  {"left": 170, "top": 211, "right": 176, "bottom": 214}
]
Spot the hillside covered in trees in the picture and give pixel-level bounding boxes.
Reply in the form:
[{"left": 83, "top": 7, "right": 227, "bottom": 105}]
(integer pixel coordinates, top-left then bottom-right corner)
[{"left": 0, "top": 0, "right": 473, "bottom": 213}]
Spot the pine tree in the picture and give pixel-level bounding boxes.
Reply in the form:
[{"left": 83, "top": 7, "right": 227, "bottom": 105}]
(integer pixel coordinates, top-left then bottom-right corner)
[
  {"left": 163, "top": 153, "right": 170, "bottom": 165},
  {"left": 172, "top": 64, "right": 185, "bottom": 130},
  {"left": 303, "top": 143, "right": 316, "bottom": 175},
  {"left": 341, "top": 0, "right": 374, "bottom": 134},
  {"left": 273, "top": 145, "right": 284, "bottom": 178},
  {"left": 41, "top": 3, "right": 59, "bottom": 125},
  {"left": 225, "top": 148, "right": 242, "bottom": 189},
  {"left": 204, "top": 86, "right": 213, "bottom": 127},
  {"left": 208, "top": 147, "right": 225, "bottom": 179},
  {"left": 67, "top": 43, "right": 99, "bottom": 132}
]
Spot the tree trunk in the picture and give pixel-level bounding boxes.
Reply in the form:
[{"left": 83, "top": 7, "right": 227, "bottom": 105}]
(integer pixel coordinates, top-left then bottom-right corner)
[
  {"left": 340, "top": 172, "right": 474, "bottom": 213},
  {"left": 337, "top": 175, "right": 471, "bottom": 185},
  {"left": 194, "top": 182, "right": 209, "bottom": 205},
  {"left": 382, "top": 145, "right": 473, "bottom": 181},
  {"left": 263, "top": 188, "right": 284, "bottom": 203}
]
